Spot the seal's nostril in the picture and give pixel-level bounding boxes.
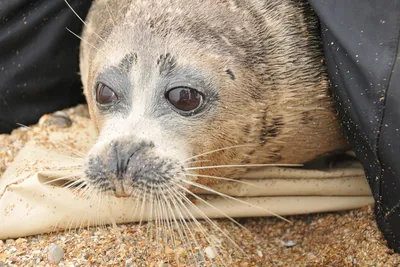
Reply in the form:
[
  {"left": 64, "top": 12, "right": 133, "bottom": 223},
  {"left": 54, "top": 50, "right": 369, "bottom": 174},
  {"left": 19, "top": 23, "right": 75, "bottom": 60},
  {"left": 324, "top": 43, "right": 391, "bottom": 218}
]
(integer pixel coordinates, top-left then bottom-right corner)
[{"left": 125, "top": 151, "right": 136, "bottom": 174}]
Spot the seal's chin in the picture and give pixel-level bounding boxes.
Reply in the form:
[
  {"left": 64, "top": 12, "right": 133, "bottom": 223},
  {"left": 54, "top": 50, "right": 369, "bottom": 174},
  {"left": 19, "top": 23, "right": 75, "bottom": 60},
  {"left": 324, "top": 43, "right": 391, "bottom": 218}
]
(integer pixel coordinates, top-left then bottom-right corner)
[{"left": 83, "top": 138, "right": 189, "bottom": 201}]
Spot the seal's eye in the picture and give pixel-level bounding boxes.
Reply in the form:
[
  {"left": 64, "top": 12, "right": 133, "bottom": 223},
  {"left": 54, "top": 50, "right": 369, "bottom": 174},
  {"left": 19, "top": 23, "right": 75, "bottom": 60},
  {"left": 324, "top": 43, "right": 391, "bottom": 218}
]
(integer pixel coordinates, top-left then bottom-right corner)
[
  {"left": 166, "top": 87, "right": 204, "bottom": 113},
  {"left": 95, "top": 83, "right": 118, "bottom": 105}
]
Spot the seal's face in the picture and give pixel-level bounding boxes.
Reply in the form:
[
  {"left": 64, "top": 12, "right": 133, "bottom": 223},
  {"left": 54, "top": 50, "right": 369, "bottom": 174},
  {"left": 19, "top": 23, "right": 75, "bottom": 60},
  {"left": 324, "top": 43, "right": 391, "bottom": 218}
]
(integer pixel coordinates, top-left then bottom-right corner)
[
  {"left": 82, "top": 22, "right": 258, "bottom": 198},
  {"left": 81, "top": 0, "right": 347, "bottom": 199}
]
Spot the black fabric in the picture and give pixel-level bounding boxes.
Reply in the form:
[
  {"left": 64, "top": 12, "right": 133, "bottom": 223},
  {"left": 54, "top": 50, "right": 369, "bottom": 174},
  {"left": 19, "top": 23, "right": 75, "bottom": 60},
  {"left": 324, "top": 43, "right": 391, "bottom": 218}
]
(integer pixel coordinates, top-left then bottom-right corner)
[
  {"left": 309, "top": 0, "right": 400, "bottom": 252},
  {"left": 0, "top": 0, "right": 92, "bottom": 133}
]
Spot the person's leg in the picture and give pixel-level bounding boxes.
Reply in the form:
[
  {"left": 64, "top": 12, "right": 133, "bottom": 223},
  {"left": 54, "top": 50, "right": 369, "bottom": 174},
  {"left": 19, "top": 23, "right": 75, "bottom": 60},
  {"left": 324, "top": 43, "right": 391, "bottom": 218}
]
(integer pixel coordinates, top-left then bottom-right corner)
[
  {"left": 309, "top": 0, "right": 400, "bottom": 252},
  {"left": 0, "top": 0, "right": 92, "bottom": 133}
]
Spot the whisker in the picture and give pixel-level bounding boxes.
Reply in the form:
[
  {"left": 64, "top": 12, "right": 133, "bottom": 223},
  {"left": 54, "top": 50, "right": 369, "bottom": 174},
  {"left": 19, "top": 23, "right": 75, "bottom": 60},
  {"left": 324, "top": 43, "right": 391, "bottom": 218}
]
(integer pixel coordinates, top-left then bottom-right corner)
[
  {"left": 156, "top": 193, "right": 170, "bottom": 246},
  {"left": 182, "top": 179, "right": 292, "bottom": 224},
  {"left": 77, "top": 182, "right": 94, "bottom": 199},
  {"left": 64, "top": 178, "right": 86, "bottom": 190},
  {"left": 164, "top": 188, "right": 201, "bottom": 262},
  {"left": 137, "top": 190, "right": 148, "bottom": 236},
  {"left": 164, "top": 188, "right": 207, "bottom": 265},
  {"left": 169, "top": 187, "right": 228, "bottom": 267},
  {"left": 129, "top": 187, "right": 142, "bottom": 220},
  {"left": 105, "top": 2, "right": 116, "bottom": 27},
  {"left": 160, "top": 190, "right": 192, "bottom": 255},
  {"left": 185, "top": 163, "right": 302, "bottom": 170},
  {"left": 184, "top": 173, "right": 259, "bottom": 188},
  {"left": 185, "top": 144, "right": 254, "bottom": 162},
  {"left": 70, "top": 181, "right": 88, "bottom": 196},
  {"left": 173, "top": 186, "right": 245, "bottom": 254},
  {"left": 42, "top": 172, "right": 83, "bottom": 185},
  {"left": 177, "top": 184, "right": 250, "bottom": 233},
  {"left": 186, "top": 159, "right": 212, "bottom": 165},
  {"left": 157, "top": 192, "right": 181, "bottom": 262},
  {"left": 64, "top": 0, "right": 110, "bottom": 46},
  {"left": 147, "top": 189, "right": 155, "bottom": 244},
  {"left": 66, "top": 28, "right": 106, "bottom": 57},
  {"left": 44, "top": 164, "right": 84, "bottom": 170}
]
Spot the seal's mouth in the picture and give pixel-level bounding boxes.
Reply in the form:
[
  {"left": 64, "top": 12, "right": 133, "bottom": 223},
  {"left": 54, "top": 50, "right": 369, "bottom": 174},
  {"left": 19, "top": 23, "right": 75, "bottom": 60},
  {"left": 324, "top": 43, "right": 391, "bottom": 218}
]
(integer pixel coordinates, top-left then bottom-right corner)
[
  {"left": 84, "top": 138, "right": 189, "bottom": 201},
  {"left": 111, "top": 179, "right": 133, "bottom": 198}
]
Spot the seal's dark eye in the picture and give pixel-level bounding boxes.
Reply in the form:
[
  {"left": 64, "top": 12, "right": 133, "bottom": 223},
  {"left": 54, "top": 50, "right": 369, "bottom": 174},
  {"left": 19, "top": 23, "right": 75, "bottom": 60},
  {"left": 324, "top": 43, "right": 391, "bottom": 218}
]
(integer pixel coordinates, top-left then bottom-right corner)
[
  {"left": 166, "top": 87, "right": 203, "bottom": 113},
  {"left": 95, "top": 83, "right": 118, "bottom": 105}
]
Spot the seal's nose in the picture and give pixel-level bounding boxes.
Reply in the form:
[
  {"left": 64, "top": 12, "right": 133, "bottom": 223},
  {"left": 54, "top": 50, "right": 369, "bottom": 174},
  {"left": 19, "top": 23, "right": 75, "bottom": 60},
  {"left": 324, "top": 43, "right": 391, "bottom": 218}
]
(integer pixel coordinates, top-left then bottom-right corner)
[{"left": 85, "top": 138, "right": 181, "bottom": 198}]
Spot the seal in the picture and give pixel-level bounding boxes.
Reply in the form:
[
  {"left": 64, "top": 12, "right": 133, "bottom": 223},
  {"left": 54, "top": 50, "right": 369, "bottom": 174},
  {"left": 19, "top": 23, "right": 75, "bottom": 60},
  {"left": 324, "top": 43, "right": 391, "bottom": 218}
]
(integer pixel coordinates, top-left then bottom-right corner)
[{"left": 79, "top": 0, "right": 348, "bottom": 200}]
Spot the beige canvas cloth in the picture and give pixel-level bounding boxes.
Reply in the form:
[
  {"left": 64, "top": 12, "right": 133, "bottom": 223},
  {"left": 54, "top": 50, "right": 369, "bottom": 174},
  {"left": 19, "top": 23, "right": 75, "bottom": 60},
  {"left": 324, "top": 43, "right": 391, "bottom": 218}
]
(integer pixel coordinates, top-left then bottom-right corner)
[{"left": 0, "top": 120, "right": 374, "bottom": 240}]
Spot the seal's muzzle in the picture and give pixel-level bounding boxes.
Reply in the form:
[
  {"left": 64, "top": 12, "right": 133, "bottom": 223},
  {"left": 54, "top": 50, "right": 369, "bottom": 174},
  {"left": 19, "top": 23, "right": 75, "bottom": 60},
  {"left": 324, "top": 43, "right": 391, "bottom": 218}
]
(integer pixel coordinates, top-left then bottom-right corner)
[{"left": 85, "top": 138, "right": 185, "bottom": 199}]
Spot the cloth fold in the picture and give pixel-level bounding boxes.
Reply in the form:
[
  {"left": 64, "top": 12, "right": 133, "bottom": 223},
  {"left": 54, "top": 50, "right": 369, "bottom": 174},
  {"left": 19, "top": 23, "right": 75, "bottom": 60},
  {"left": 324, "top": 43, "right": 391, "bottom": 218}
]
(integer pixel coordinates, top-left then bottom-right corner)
[{"left": 0, "top": 124, "right": 374, "bottom": 240}]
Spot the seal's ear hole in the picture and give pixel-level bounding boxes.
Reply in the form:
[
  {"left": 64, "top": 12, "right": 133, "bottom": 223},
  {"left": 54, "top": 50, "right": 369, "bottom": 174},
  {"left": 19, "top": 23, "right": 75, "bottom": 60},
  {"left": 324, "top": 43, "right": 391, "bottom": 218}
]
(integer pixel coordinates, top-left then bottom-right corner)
[
  {"left": 95, "top": 82, "right": 118, "bottom": 106},
  {"left": 165, "top": 87, "right": 204, "bottom": 114},
  {"left": 226, "top": 69, "right": 235, "bottom": 80}
]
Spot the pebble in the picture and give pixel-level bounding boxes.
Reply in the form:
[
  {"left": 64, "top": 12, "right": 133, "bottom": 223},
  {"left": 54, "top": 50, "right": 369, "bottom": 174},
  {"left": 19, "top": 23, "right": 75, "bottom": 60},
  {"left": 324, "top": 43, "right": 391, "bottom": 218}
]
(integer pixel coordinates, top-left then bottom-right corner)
[
  {"left": 15, "top": 238, "right": 27, "bottom": 244},
  {"left": 196, "top": 252, "right": 205, "bottom": 263},
  {"left": 0, "top": 240, "right": 4, "bottom": 246},
  {"left": 164, "top": 246, "right": 174, "bottom": 255},
  {"left": 157, "top": 261, "right": 168, "bottom": 267},
  {"left": 39, "top": 111, "right": 72, "bottom": 128},
  {"left": 204, "top": 246, "right": 216, "bottom": 260},
  {"left": 123, "top": 236, "right": 132, "bottom": 242},
  {"left": 47, "top": 243, "right": 64, "bottom": 265},
  {"left": 283, "top": 240, "right": 297, "bottom": 247},
  {"left": 5, "top": 239, "right": 14, "bottom": 245},
  {"left": 176, "top": 247, "right": 187, "bottom": 257}
]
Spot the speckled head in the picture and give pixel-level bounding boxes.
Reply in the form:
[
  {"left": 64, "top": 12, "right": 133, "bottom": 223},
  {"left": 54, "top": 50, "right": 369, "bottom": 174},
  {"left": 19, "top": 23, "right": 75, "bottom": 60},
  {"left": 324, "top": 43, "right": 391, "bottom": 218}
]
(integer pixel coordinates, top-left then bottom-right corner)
[{"left": 80, "top": 0, "right": 348, "bottom": 199}]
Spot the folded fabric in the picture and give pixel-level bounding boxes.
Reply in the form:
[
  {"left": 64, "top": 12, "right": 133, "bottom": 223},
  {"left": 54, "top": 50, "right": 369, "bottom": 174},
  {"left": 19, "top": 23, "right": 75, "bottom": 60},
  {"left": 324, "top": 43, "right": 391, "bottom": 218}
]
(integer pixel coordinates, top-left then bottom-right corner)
[{"left": 0, "top": 123, "right": 374, "bottom": 239}]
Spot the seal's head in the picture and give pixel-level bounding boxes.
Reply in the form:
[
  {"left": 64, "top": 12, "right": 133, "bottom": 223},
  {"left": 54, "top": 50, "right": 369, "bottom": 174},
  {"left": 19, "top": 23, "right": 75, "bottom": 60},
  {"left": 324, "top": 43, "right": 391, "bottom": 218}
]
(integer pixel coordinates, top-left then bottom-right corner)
[{"left": 80, "top": 0, "right": 348, "bottom": 198}]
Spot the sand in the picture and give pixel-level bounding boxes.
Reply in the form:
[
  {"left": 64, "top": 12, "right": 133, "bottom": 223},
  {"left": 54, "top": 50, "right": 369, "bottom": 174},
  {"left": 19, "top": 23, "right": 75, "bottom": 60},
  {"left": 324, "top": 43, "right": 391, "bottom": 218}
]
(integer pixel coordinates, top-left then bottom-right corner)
[{"left": 0, "top": 105, "right": 399, "bottom": 267}]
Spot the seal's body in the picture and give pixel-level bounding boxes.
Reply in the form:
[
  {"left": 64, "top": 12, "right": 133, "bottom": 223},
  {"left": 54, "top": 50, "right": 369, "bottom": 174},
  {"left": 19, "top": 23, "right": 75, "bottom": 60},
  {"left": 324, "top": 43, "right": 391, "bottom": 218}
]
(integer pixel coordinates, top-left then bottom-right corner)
[{"left": 80, "top": 0, "right": 348, "bottom": 198}]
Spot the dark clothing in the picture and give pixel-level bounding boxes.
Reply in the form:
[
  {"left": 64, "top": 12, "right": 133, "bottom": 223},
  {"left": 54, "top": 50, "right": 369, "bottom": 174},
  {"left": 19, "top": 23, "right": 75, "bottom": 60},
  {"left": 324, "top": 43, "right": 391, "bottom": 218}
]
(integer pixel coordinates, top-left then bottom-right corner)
[
  {"left": 309, "top": 0, "right": 400, "bottom": 252},
  {"left": 0, "top": 0, "right": 91, "bottom": 133},
  {"left": 0, "top": 0, "right": 399, "bottom": 253}
]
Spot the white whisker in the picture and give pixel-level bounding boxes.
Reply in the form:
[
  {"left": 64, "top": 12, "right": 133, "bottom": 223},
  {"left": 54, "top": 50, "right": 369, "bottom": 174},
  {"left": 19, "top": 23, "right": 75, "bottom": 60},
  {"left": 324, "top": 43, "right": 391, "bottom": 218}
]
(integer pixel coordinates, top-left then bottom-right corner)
[
  {"left": 160, "top": 190, "right": 189, "bottom": 253},
  {"left": 173, "top": 186, "right": 245, "bottom": 254},
  {"left": 177, "top": 184, "right": 250, "bottom": 233},
  {"left": 164, "top": 188, "right": 206, "bottom": 265},
  {"left": 185, "top": 163, "right": 302, "bottom": 170},
  {"left": 184, "top": 173, "right": 258, "bottom": 188},
  {"left": 169, "top": 187, "right": 228, "bottom": 267},
  {"left": 105, "top": 2, "right": 116, "bottom": 27},
  {"left": 186, "top": 159, "right": 211, "bottom": 165},
  {"left": 42, "top": 172, "right": 83, "bottom": 185},
  {"left": 66, "top": 28, "right": 106, "bottom": 57},
  {"left": 64, "top": 0, "right": 110, "bottom": 46},
  {"left": 182, "top": 179, "right": 292, "bottom": 224},
  {"left": 185, "top": 144, "right": 254, "bottom": 162}
]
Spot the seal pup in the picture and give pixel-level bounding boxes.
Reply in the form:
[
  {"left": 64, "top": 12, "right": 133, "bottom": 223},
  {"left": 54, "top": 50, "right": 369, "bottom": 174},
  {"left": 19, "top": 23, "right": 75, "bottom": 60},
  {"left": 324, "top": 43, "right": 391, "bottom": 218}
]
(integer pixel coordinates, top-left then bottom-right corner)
[{"left": 78, "top": 0, "right": 348, "bottom": 217}]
